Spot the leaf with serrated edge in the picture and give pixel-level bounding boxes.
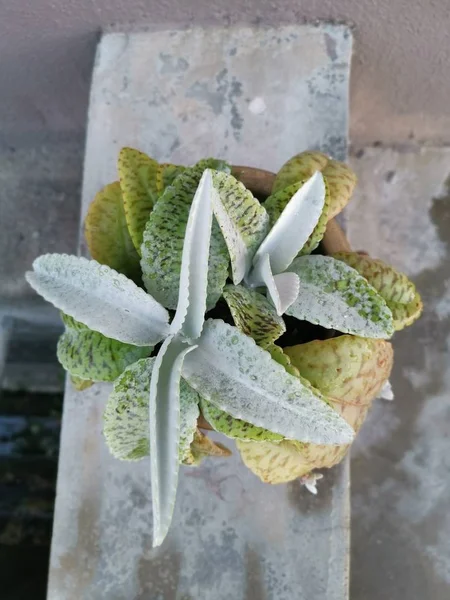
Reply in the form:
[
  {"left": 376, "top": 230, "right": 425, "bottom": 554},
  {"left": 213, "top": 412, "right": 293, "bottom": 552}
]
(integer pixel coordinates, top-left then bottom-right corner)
[
  {"left": 103, "top": 357, "right": 200, "bottom": 461},
  {"left": 170, "top": 170, "right": 214, "bottom": 341},
  {"left": 150, "top": 336, "right": 197, "bottom": 547},
  {"left": 201, "top": 399, "right": 283, "bottom": 442},
  {"left": 248, "top": 253, "right": 299, "bottom": 315},
  {"left": 182, "top": 319, "right": 354, "bottom": 444},
  {"left": 57, "top": 315, "right": 151, "bottom": 382},
  {"left": 85, "top": 182, "right": 141, "bottom": 280},
  {"left": 333, "top": 252, "right": 417, "bottom": 304},
  {"left": 26, "top": 255, "right": 169, "bottom": 346},
  {"left": 287, "top": 255, "right": 394, "bottom": 338},
  {"left": 387, "top": 291, "right": 423, "bottom": 331},
  {"left": 141, "top": 166, "right": 229, "bottom": 310},
  {"left": 118, "top": 148, "right": 160, "bottom": 254},
  {"left": 211, "top": 171, "right": 269, "bottom": 284},
  {"left": 253, "top": 172, "right": 326, "bottom": 275},
  {"left": 222, "top": 284, "right": 285, "bottom": 347},
  {"left": 272, "top": 151, "right": 329, "bottom": 194}
]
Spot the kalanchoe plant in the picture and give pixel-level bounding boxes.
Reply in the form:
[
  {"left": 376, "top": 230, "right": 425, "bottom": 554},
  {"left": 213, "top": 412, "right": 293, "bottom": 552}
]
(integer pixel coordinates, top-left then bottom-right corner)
[{"left": 26, "top": 148, "right": 422, "bottom": 546}]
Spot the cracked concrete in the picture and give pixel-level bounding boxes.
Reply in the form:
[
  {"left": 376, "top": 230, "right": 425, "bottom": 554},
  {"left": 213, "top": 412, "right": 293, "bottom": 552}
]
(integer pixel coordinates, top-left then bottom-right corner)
[{"left": 348, "top": 147, "right": 450, "bottom": 599}]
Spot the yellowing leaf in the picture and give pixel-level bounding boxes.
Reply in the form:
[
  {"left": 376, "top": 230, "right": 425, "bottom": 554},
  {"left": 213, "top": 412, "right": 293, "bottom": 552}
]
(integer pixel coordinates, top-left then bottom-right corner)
[
  {"left": 183, "top": 430, "right": 232, "bottom": 465},
  {"left": 321, "top": 159, "right": 357, "bottom": 219},
  {"left": 272, "top": 151, "right": 329, "bottom": 193},
  {"left": 85, "top": 182, "right": 141, "bottom": 281},
  {"left": 388, "top": 291, "right": 423, "bottom": 331}
]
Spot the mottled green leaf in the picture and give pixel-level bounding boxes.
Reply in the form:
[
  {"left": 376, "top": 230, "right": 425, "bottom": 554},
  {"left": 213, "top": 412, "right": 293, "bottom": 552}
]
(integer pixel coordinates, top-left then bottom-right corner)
[
  {"left": 265, "top": 343, "right": 300, "bottom": 378},
  {"left": 159, "top": 163, "right": 186, "bottom": 189},
  {"left": 195, "top": 158, "right": 231, "bottom": 173},
  {"left": 287, "top": 255, "right": 394, "bottom": 338},
  {"left": 387, "top": 291, "right": 423, "bottom": 331},
  {"left": 222, "top": 284, "right": 285, "bottom": 347},
  {"left": 84, "top": 182, "right": 141, "bottom": 280},
  {"left": 322, "top": 159, "right": 357, "bottom": 220},
  {"left": 26, "top": 255, "right": 170, "bottom": 346},
  {"left": 333, "top": 252, "right": 417, "bottom": 305},
  {"left": 118, "top": 147, "right": 160, "bottom": 254},
  {"left": 183, "top": 319, "right": 354, "bottom": 444},
  {"left": 211, "top": 171, "right": 269, "bottom": 283},
  {"left": 272, "top": 151, "right": 329, "bottom": 194},
  {"left": 201, "top": 399, "right": 283, "bottom": 442},
  {"left": 58, "top": 314, "right": 151, "bottom": 382},
  {"left": 141, "top": 166, "right": 230, "bottom": 310},
  {"left": 103, "top": 357, "right": 200, "bottom": 462}
]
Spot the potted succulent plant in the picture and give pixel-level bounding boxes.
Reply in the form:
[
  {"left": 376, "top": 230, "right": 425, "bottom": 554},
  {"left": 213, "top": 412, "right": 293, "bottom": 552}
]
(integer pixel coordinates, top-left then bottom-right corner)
[{"left": 26, "top": 149, "right": 422, "bottom": 547}]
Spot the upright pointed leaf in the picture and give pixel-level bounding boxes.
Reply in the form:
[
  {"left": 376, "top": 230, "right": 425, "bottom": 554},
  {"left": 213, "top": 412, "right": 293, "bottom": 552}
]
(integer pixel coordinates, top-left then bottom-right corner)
[
  {"left": 118, "top": 148, "right": 160, "bottom": 253},
  {"left": 149, "top": 336, "right": 197, "bottom": 547},
  {"left": 183, "top": 319, "right": 354, "bottom": 444},
  {"left": 254, "top": 172, "right": 326, "bottom": 274},
  {"left": 272, "top": 151, "right": 329, "bottom": 194},
  {"left": 141, "top": 166, "right": 229, "bottom": 310},
  {"left": 333, "top": 252, "right": 417, "bottom": 304},
  {"left": 222, "top": 284, "right": 285, "bottom": 347},
  {"left": 201, "top": 399, "right": 283, "bottom": 442},
  {"left": 103, "top": 357, "right": 200, "bottom": 462},
  {"left": 57, "top": 314, "right": 151, "bottom": 382},
  {"left": 170, "top": 169, "right": 214, "bottom": 341},
  {"left": 322, "top": 159, "right": 357, "bottom": 220},
  {"left": 26, "top": 255, "right": 169, "bottom": 346},
  {"left": 84, "top": 182, "right": 141, "bottom": 280},
  {"left": 287, "top": 255, "right": 394, "bottom": 338},
  {"left": 247, "top": 253, "right": 299, "bottom": 315},
  {"left": 211, "top": 171, "right": 269, "bottom": 284}
]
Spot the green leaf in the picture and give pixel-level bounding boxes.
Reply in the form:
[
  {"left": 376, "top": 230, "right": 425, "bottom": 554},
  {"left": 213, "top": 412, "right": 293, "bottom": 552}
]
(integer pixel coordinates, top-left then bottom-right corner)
[
  {"left": 265, "top": 343, "right": 300, "bottom": 378},
  {"left": 183, "top": 319, "right": 354, "bottom": 444},
  {"left": 103, "top": 357, "right": 200, "bottom": 462},
  {"left": 84, "top": 182, "right": 141, "bottom": 280},
  {"left": 287, "top": 255, "right": 394, "bottom": 338},
  {"left": 159, "top": 163, "right": 186, "bottom": 189},
  {"left": 201, "top": 399, "right": 283, "bottom": 442},
  {"left": 118, "top": 148, "right": 160, "bottom": 254},
  {"left": 26, "top": 255, "right": 170, "bottom": 346},
  {"left": 211, "top": 171, "right": 269, "bottom": 284},
  {"left": 222, "top": 284, "right": 286, "bottom": 347},
  {"left": 387, "top": 291, "right": 423, "bottom": 331},
  {"left": 57, "top": 314, "right": 151, "bottom": 382},
  {"left": 169, "top": 170, "right": 215, "bottom": 341},
  {"left": 149, "top": 336, "right": 197, "bottom": 547},
  {"left": 195, "top": 158, "right": 231, "bottom": 173},
  {"left": 70, "top": 375, "right": 94, "bottom": 391},
  {"left": 333, "top": 252, "right": 417, "bottom": 305},
  {"left": 141, "top": 166, "right": 230, "bottom": 310},
  {"left": 272, "top": 151, "right": 329, "bottom": 194}
]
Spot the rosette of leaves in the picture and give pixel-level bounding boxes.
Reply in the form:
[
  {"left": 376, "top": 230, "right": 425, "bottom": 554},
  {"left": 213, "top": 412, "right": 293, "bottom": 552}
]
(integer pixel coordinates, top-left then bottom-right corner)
[{"left": 26, "top": 168, "right": 353, "bottom": 547}]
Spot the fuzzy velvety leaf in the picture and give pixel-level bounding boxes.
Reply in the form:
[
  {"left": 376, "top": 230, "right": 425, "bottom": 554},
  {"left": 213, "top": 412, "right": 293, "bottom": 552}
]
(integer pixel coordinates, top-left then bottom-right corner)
[
  {"left": 247, "top": 252, "right": 299, "bottom": 315},
  {"left": 26, "top": 254, "right": 170, "bottom": 346},
  {"left": 103, "top": 357, "right": 200, "bottom": 462},
  {"left": 149, "top": 336, "right": 197, "bottom": 547},
  {"left": 272, "top": 151, "right": 329, "bottom": 194},
  {"left": 211, "top": 171, "right": 269, "bottom": 284},
  {"left": 183, "top": 319, "right": 354, "bottom": 444},
  {"left": 118, "top": 148, "right": 161, "bottom": 254},
  {"left": 57, "top": 314, "right": 151, "bottom": 382},
  {"left": 333, "top": 252, "right": 417, "bottom": 305},
  {"left": 254, "top": 172, "right": 326, "bottom": 275},
  {"left": 287, "top": 255, "right": 394, "bottom": 338},
  {"left": 170, "top": 170, "right": 215, "bottom": 341},
  {"left": 201, "top": 399, "right": 283, "bottom": 442},
  {"left": 222, "top": 284, "right": 285, "bottom": 347},
  {"left": 322, "top": 159, "right": 357, "bottom": 220},
  {"left": 387, "top": 291, "right": 423, "bottom": 331},
  {"left": 141, "top": 166, "right": 230, "bottom": 310},
  {"left": 84, "top": 182, "right": 141, "bottom": 280}
]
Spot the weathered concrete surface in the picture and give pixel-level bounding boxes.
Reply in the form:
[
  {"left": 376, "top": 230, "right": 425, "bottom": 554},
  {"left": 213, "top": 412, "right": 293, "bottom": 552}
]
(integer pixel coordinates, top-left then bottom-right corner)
[
  {"left": 348, "top": 147, "right": 450, "bottom": 599},
  {"left": 1, "top": 1, "right": 450, "bottom": 146},
  {"left": 48, "top": 25, "right": 352, "bottom": 600}
]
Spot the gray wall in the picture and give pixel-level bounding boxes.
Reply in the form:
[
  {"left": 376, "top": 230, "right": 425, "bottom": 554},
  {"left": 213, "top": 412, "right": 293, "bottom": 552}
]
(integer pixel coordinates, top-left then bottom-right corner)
[{"left": 1, "top": 0, "right": 450, "bottom": 146}]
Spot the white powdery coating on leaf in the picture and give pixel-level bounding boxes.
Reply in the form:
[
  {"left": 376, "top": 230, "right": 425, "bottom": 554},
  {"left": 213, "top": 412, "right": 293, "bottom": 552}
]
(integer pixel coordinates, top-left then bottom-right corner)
[
  {"left": 183, "top": 319, "right": 354, "bottom": 445},
  {"left": 26, "top": 254, "right": 169, "bottom": 346},
  {"left": 287, "top": 255, "right": 394, "bottom": 339},
  {"left": 378, "top": 379, "right": 394, "bottom": 401},
  {"left": 254, "top": 171, "right": 326, "bottom": 274}
]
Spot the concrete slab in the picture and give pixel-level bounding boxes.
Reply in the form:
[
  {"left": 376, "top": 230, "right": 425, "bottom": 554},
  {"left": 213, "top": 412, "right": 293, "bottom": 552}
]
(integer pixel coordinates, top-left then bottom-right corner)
[
  {"left": 348, "top": 147, "right": 450, "bottom": 600},
  {"left": 48, "top": 24, "right": 353, "bottom": 600}
]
